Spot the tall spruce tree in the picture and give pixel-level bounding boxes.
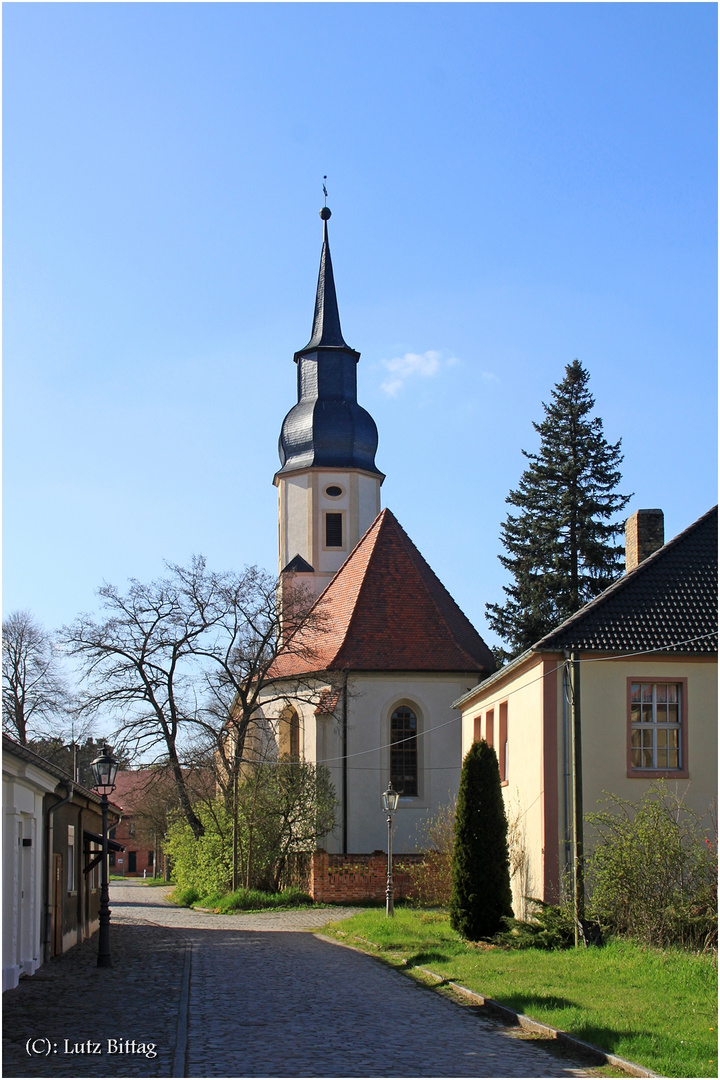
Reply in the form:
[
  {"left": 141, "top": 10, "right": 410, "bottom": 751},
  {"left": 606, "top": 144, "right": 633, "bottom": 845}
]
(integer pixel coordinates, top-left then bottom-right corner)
[
  {"left": 486, "top": 359, "right": 631, "bottom": 658},
  {"left": 450, "top": 740, "right": 513, "bottom": 941}
]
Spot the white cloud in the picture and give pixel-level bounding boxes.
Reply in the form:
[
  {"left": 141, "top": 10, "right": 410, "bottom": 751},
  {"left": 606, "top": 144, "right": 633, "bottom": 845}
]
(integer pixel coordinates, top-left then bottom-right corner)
[
  {"left": 481, "top": 370, "right": 500, "bottom": 383},
  {"left": 380, "top": 350, "right": 457, "bottom": 396}
]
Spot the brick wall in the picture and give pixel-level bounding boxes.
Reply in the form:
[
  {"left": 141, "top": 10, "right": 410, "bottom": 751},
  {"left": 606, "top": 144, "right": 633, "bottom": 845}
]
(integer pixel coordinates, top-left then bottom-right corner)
[
  {"left": 109, "top": 816, "right": 159, "bottom": 877},
  {"left": 625, "top": 509, "right": 664, "bottom": 572},
  {"left": 309, "top": 851, "right": 424, "bottom": 903}
]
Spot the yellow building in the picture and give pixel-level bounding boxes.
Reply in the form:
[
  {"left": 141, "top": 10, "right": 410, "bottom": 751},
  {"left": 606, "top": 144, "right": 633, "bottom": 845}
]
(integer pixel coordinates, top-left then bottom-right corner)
[{"left": 454, "top": 506, "right": 718, "bottom": 914}]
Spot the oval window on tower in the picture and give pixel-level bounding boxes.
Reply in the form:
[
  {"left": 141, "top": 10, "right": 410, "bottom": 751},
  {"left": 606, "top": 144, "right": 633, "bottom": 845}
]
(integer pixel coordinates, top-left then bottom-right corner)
[{"left": 325, "top": 485, "right": 343, "bottom": 498}]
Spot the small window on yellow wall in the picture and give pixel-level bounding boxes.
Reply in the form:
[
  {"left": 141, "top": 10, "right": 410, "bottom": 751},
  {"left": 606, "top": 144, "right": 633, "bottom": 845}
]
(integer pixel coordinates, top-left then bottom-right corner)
[
  {"left": 498, "top": 702, "right": 508, "bottom": 783},
  {"left": 485, "top": 709, "right": 494, "bottom": 748}
]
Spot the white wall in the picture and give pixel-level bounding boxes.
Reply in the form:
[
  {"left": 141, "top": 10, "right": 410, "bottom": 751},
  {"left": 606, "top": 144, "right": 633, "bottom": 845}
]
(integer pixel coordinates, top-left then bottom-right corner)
[
  {"left": 3, "top": 754, "right": 56, "bottom": 991},
  {"left": 262, "top": 670, "right": 472, "bottom": 856}
]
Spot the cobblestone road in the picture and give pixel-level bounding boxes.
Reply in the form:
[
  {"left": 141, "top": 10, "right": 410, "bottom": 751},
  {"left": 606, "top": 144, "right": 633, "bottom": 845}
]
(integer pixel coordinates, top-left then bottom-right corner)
[{"left": 3, "top": 880, "right": 595, "bottom": 1079}]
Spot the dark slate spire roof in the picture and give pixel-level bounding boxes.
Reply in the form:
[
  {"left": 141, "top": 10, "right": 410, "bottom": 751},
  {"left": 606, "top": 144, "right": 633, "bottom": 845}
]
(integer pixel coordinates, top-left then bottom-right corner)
[
  {"left": 270, "top": 509, "right": 496, "bottom": 677},
  {"left": 276, "top": 208, "right": 383, "bottom": 479},
  {"left": 535, "top": 505, "right": 718, "bottom": 654},
  {"left": 300, "top": 211, "right": 350, "bottom": 351}
]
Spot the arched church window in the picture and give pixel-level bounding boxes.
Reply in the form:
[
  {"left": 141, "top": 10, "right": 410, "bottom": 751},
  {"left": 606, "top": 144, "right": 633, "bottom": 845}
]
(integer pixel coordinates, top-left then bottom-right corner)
[
  {"left": 279, "top": 707, "right": 301, "bottom": 761},
  {"left": 390, "top": 705, "right": 418, "bottom": 797},
  {"left": 289, "top": 710, "right": 300, "bottom": 761}
]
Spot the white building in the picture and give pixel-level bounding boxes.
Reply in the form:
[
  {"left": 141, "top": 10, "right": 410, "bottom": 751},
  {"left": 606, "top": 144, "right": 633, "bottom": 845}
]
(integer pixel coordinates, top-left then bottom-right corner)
[
  {"left": 3, "top": 735, "right": 117, "bottom": 990},
  {"left": 3, "top": 739, "right": 57, "bottom": 989},
  {"left": 261, "top": 207, "right": 495, "bottom": 856}
]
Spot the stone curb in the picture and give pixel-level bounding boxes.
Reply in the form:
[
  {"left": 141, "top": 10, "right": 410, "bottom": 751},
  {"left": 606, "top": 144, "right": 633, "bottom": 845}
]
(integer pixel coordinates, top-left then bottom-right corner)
[
  {"left": 315, "top": 935, "right": 659, "bottom": 1079},
  {"left": 417, "top": 970, "right": 660, "bottom": 1078}
]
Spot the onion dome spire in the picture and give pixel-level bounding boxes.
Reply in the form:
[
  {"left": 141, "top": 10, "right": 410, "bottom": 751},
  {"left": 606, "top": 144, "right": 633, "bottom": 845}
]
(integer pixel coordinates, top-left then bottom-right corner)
[{"left": 276, "top": 203, "right": 382, "bottom": 479}]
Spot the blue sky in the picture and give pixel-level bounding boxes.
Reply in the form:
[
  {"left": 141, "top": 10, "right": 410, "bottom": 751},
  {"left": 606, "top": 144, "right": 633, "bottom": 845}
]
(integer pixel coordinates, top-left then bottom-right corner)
[{"left": 3, "top": 2, "right": 717, "bottom": 652}]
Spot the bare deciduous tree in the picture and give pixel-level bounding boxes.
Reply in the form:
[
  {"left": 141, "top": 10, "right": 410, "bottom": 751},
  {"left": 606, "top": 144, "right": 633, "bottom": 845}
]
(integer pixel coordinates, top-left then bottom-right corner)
[
  {"left": 2, "top": 610, "right": 70, "bottom": 745},
  {"left": 61, "top": 558, "right": 331, "bottom": 838}
]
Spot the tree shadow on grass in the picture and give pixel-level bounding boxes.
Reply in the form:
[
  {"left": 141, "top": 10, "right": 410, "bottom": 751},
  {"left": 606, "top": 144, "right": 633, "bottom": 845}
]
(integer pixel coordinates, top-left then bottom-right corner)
[
  {"left": 498, "top": 996, "right": 652, "bottom": 1061},
  {"left": 406, "top": 950, "right": 454, "bottom": 967},
  {"left": 564, "top": 1022, "right": 650, "bottom": 1057},
  {"left": 502, "top": 992, "right": 582, "bottom": 1014}
]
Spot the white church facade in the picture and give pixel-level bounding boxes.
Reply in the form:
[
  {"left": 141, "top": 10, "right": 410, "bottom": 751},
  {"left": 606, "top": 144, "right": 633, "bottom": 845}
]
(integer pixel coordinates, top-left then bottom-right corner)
[{"left": 259, "top": 205, "right": 495, "bottom": 857}]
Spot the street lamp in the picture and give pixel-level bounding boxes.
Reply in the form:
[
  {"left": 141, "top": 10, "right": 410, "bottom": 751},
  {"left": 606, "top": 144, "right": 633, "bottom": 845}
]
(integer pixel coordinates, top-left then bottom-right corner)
[
  {"left": 382, "top": 781, "right": 400, "bottom": 917},
  {"left": 90, "top": 745, "right": 119, "bottom": 968}
]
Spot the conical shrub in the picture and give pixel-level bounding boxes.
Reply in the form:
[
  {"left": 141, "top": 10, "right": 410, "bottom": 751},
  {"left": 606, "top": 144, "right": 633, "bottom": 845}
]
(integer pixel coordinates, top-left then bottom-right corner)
[{"left": 450, "top": 739, "right": 513, "bottom": 940}]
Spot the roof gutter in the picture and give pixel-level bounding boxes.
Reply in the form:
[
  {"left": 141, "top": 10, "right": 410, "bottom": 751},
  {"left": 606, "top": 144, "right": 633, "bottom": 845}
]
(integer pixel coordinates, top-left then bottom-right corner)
[{"left": 452, "top": 648, "right": 537, "bottom": 710}]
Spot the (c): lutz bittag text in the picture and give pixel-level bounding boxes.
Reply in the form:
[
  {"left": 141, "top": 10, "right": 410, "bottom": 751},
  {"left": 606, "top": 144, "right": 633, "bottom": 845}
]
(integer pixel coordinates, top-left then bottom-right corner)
[{"left": 26, "top": 1038, "right": 157, "bottom": 1059}]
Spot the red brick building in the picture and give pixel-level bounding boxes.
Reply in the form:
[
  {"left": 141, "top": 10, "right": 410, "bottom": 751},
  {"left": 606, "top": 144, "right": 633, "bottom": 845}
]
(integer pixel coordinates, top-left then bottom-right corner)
[{"left": 109, "top": 770, "right": 164, "bottom": 878}]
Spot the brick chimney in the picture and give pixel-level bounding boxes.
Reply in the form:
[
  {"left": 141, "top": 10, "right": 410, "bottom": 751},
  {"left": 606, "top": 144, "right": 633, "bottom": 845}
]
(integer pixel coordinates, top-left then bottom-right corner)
[{"left": 625, "top": 509, "right": 664, "bottom": 572}]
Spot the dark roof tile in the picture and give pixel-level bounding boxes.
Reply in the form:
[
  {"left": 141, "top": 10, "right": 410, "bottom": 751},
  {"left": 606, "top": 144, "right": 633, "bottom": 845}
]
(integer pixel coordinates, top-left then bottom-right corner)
[{"left": 537, "top": 506, "right": 717, "bottom": 654}]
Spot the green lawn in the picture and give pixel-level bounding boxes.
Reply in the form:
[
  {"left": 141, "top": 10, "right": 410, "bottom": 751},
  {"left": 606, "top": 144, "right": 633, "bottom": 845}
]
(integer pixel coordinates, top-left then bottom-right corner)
[{"left": 321, "top": 909, "right": 717, "bottom": 1078}]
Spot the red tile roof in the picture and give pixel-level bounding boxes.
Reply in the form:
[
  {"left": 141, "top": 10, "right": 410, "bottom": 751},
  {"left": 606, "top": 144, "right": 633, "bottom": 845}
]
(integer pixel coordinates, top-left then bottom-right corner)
[
  {"left": 111, "top": 770, "right": 151, "bottom": 814},
  {"left": 271, "top": 509, "right": 495, "bottom": 678},
  {"left": 111, "top": 768, "right": 215, "bottom": 814},
  {"left": 314, "top": 687, "right": 342, "bottom": 715}
]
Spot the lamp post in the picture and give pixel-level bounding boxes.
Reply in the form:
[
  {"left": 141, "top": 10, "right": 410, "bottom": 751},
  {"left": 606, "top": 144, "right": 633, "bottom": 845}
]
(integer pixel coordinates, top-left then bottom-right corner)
[
  {"left": 382, "top": 781, "right": 400, "bottom": 917},
  {"left": 90, "top": 745, "right": 119, "bottom": 968}
]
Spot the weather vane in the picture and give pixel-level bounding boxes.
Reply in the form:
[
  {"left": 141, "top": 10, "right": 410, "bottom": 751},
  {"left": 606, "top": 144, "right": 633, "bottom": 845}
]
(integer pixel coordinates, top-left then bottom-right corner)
[{"left": 322, "top": 176, "right": 328, "bottom": 205}]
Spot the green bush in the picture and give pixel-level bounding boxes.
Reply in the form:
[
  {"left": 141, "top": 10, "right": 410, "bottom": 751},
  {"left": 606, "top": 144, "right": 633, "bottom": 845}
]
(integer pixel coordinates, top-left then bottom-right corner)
[
  {"left": 163, "top": 761, "right": 337, "bottom": 896},
  {"left": 236, "top": 759, "right": 336, "bottom": 891},
  {"left": 164, "top": 801, "right": 234, "bottom": 897},
  {"left": 411, "top": 800, "right": 456, "bottom": 907},
  {"left": 587, "top": 784, "right": 717, "bottom": 950},
  {"left": 170, "top": 885, "right": 201, "bottom": 907},
  {"left": 211, "top": 886, "right": 313, "bottom": 912},
  {"left": 449, "top": 740, "right": 513, "bottom": 940},
  {"left": 168, "top": 884, "right": 313, "bottom": 912},
  {"left": 494, "top": 898, "right": 578, "bottom": 950}
]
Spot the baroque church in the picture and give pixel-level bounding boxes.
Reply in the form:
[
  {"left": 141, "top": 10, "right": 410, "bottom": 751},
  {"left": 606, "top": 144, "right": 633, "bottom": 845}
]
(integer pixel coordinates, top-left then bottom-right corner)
[{"left": 260, "top": 205, "right": 495, "bottom": 856}]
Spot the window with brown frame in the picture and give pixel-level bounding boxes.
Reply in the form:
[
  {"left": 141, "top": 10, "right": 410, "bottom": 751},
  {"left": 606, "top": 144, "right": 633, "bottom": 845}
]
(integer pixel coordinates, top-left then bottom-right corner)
[{"left": 628, "top": 679, "right": 688, "bottom": 777}]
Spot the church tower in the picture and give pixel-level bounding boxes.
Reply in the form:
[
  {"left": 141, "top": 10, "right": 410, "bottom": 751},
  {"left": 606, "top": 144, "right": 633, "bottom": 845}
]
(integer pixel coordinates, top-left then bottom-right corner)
[{"left": 274, "top": 206, "right": 384, "bottom": 598}]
